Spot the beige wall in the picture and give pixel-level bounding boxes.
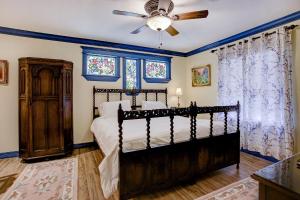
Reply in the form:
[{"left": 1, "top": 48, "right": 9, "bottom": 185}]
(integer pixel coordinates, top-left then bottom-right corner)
[
  {"left": 1, "top": 24, "right": 299, "bottom": 154},
  {"left": 0, "top": 34, "right": 187, "bottom": 153}
]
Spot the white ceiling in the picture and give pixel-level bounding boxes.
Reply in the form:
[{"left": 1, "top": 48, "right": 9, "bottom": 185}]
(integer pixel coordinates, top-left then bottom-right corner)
[{"left": 0, "top": 0, "right": 299, "bottom": 52}]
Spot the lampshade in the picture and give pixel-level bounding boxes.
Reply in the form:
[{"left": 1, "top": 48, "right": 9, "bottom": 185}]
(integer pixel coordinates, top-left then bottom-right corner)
[
  {"left": 146, "top": 15, "right": 172, "bottom": 31},
  {"left": 176, "top": 88, "right": 182, "bottom": 96}
]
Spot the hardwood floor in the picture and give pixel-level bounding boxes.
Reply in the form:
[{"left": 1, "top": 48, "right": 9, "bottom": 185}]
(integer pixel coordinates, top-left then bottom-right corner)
[{"left": 0, "top": 147, "right": 271, "bottom": 200}]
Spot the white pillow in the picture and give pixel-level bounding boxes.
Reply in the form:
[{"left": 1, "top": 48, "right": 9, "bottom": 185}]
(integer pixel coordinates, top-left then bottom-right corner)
[
  {"left": 100, "top": 100, "right": 131, "bottom": 117},
  {"left": 142, "top": 101, "right": 167, "bottom": 110}
]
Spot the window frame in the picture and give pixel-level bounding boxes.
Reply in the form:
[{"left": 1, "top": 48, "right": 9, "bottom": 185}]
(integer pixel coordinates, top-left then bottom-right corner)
[
  {"left": 82, "top": 48, "right": 121, "bottom": 81},
  {"left": 143, "top": 58, "right": 171, "bottom": 83},
  {"left": 81, "top": 46, "right": 172, "bottom": 83},
  {"left": 122, "top": 57, "right": 141, "bottom": 92}
]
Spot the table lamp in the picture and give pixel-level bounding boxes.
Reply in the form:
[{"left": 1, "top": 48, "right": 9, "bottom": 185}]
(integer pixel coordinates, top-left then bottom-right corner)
[{"left": 176, "top": 88, "right": 182, "bottom": 107}]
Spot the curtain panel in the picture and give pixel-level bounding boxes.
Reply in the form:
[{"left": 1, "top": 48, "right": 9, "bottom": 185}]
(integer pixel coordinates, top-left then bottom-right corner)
[{"left": 217, "top": 27, "right": 295, "bottom": 160}]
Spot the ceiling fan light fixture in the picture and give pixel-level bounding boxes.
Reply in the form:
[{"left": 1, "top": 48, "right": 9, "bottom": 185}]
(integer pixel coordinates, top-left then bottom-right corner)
[{"left": 147, "top": 15, "right": 172, "bottom": 31}]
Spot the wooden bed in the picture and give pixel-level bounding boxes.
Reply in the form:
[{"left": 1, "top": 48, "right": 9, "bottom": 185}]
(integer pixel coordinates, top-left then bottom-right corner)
[{"left": 92, "top": 86, "right": 240, "bottom": 200}]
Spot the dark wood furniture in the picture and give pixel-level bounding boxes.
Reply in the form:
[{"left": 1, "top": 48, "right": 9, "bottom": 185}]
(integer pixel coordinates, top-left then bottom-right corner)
[
  {"left": 19, "top": 57, "right": 73, "bottom": 161},
  {"left": 93, "top": 87, "right": 240, "bottom": 200},
  {"left": 252, "top": 153, "right": 300, "bottom": 200}
]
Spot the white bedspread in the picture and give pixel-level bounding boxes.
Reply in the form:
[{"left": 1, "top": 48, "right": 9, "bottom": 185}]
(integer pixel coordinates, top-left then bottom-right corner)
[{"left": 91, "top": 116, "right": 234, "bottom": 198}]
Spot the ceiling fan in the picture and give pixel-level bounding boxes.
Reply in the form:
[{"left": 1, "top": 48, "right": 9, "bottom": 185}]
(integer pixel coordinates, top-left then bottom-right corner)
[{"left": 112, "top": 0, "right": 208, "bottom": 36}]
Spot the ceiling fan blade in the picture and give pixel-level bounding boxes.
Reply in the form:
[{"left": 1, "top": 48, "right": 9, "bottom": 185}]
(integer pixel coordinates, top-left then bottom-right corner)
[
  {"left": 172, "top": 10, "right": 208, "bottom": 21},
  {"left": 166, "top": 25, "right": 179, "bottom": 36},
  {"left": 158, "top": 0, "right": 171, "bottom": 12},
  {"left": 112, "top": 10, "right": 147, "bottom": 18},
  {"left": 131, "top": 25, "right": 148, "bottom": 34}
]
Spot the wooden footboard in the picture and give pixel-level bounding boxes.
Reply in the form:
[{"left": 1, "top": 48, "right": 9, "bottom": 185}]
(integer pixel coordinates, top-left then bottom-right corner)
[{"left": 118, "top": 102, "right": 240, "bottom": 199}]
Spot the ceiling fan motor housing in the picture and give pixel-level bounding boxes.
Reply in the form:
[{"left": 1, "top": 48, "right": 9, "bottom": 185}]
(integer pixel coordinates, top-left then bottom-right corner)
[{"left": 145, "top": 0, "right": 174, "bottom": 16}]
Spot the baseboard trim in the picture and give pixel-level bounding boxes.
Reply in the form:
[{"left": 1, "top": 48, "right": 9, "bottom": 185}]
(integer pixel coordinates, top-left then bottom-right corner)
[
  {"left": 0, "top": 142, "right": 97, "bottom": 159},
  {"left": 0, "top": 151, "right": 19, "bottom": 159},
  {"left": 241, "top": 148, "right": 279, "bottom": 163},
  {"left": 73, "top": 142, "right": 97, "bottom": 149}
]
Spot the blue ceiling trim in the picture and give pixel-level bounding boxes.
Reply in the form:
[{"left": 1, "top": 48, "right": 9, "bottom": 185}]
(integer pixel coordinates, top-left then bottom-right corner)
[
  {"left": 0, "top": 26, "right": 186, "bottom": 57},
  {"left": 186, "top": 11, "right": 300, "bottom": 56}
]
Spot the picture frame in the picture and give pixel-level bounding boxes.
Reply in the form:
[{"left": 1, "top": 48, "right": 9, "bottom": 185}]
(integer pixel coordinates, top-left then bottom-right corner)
[
  {"left": 0, "top": 60, "right": 8, "bottom": 85},
  {"left": 192, "top": 64, "right": 211, "bottom": 87}
]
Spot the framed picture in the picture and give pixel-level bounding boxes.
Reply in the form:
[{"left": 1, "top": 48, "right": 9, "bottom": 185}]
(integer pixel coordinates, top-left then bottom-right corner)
[
  {"left": 192, "top": 65, "right": 211, "bottom": 87},
  {"left": 0, "top": 60, "right": 9, "bottom": 85}
]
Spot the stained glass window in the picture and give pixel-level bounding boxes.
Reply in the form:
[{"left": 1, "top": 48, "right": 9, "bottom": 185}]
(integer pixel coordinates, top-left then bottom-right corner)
[
  {"left": 144, "top": 60, "right": 171, "bottom": 83},
  {"left": 125, "top": 59, "right": 137, "bottom": 89},
  {"left": 123, "top": 58, "right": 141, "bottom": 92},
  {"left": 87, "top": 55, "right": 116, "bottom": 76},
  {"left": 145, "top": 61, "right": 167, "bottom": 79}
]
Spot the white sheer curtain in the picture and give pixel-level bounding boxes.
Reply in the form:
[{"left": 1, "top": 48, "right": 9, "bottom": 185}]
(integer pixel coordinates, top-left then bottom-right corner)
[{"left": 217, "top": 27, "right": 295, "bottom": 160}]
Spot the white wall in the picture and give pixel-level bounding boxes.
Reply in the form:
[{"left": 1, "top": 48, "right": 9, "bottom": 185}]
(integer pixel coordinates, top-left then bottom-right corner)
[{"left": 0, "top": 34, "right": 187, "bottom": 153}]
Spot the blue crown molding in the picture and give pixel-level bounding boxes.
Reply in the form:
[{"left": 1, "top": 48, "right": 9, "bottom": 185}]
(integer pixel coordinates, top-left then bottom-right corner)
[
  {"left": 186, "top": 11, "right": 300, "bottom": 56},
  {"left": 0, "top": 26, "right": 186, "bottom": 57}
]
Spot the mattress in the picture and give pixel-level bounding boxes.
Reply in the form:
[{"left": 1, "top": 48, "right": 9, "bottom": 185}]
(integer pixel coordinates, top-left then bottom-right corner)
[{"left": 90, "top": 116, "right": 235, "bottom": 198}]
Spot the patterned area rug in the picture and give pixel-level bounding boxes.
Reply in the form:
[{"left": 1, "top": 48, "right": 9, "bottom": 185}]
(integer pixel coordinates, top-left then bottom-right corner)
[
  {"left": 195, "top": 177, "right": 258, "bottom": 200},
  {"left": 1, "top": 158, "right": 78, "bottom": 200}
]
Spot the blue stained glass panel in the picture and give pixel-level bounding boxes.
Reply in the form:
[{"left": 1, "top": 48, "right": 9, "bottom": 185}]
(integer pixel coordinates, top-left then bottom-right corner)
[
  {"left": 145, "top": 61, "right": 167, "bottom": 79},
  {"left": 125, "top": 59, "right": 137, "bottom": 89},
  {"left": 87, "top": 55, "right": 116, "bottom": 76}
]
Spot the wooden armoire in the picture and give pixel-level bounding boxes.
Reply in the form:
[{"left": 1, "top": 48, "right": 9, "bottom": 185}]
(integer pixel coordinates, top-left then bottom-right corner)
[{"left": 19, "top": 57, "right": 73, "bottom": 161}]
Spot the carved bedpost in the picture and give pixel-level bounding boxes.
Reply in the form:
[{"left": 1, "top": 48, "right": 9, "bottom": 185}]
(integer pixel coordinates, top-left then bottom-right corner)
[
  {"left": 237, "top": 101, "right": 240, "bottom": 132},
  {"left": 118, "top": 104, "right": 124, "bottom": 153},
  {"left": 190, "top": 102, "right": 197, "bottom": 140},
  {"left": 165, "top": 88, "right": 168, "bottom": 108},
  {"left": 193, "top": 102, "right": 197, "bottom": 139},
  {"left": 209, "top": 112, "right": 213, "bottom": 137},
  {"left": 93, "top": 86, "right": 96, "bottom": 119},
  {"left": 146, "top": 117, "right": 151, "bottom": 149},
  {"left": 224, "top": 111, "right": 228, "bottom": 135},
  {"left": 170, "top": 109, "right": 174, "bottom": 145},
  {"left": 107, "top": 92, "right": 110, "bottom": 102}
]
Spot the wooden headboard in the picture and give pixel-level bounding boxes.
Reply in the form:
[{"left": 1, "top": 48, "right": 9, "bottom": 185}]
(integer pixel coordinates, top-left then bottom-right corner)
[{"left": 93, "top": 86, "right": 168, "bottom": 119}]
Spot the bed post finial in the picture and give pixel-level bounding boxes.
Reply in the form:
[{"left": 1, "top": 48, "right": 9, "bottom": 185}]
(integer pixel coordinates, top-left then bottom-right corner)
[{"left": 118, "top": 104, "right": 124, "bottom": 153}]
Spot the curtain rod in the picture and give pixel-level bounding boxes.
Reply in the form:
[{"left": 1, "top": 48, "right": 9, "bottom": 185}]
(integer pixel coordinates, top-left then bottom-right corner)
[{"left": 210, "top": 24, "right": 298, "bottom": 53}]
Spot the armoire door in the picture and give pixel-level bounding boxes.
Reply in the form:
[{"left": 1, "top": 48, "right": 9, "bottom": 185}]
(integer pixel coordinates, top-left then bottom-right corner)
[{"left": 30, "top": 65, "right": 64, "bottom": 157}]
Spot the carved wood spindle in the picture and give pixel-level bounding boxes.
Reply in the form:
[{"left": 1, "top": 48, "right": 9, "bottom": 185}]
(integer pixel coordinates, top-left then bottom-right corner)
[
  {"left": 118, "top": 104, "right": 124, "bottom": 153},
  {"left": 237, "top": 101, "right": 240, "bottom": 132},
  {"left": 93, "top": 86, "right": 96, "bottom": 119},
  {"left": 224, "top": 111, "right": 228, "bottom": 134},
  {"left": 170, "top": 112, "right": 174, "bottom": 145},
  {"left": 165, "top": 89, "right": 168, "bottom": 107},
  {"left": 190, "top": 102, "right": 194, "bottom": 140},
  {"left": 193, "top": 102, "right": 197, "bottom": 138},
  {"left": 210, "top": 112, "right": 213, "bottom": 137},
  {"left": 146, "top": 117, "right": 151, "bottom": 149},
  {"left": 132, "top": 95, "right": 136, "bottom": 108}
]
